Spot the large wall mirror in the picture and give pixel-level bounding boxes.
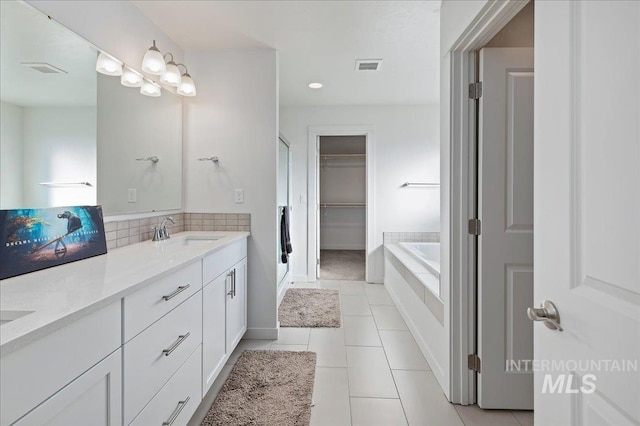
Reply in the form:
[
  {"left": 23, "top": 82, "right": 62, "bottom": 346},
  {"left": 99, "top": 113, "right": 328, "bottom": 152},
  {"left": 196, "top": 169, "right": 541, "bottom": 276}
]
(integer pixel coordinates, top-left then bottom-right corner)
[{"left": 0, "top": 1, "right": 182, "bottom": 216}]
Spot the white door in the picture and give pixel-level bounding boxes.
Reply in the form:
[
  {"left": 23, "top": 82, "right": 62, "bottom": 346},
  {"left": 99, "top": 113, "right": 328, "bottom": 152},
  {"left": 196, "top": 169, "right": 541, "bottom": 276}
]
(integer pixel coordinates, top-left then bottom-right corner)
[
  {"left": 478, "top": 47, "right": 534, "bottom": 409},
  {"left": 535, "top": 1, "right": 640, "bottom": 425}
]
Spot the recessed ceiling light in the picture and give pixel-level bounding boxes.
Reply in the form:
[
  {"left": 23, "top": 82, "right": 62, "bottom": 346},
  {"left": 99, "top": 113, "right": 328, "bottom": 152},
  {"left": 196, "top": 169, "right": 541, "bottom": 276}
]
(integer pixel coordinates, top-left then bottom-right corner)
[{"left": 308, "top": 82, "right": 323, "bottom": 89}]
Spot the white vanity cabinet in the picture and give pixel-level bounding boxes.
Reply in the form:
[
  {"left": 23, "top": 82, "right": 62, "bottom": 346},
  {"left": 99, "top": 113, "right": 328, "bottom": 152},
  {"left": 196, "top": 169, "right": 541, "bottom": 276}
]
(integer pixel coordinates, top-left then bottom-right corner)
[
  {"left": 226, "top": 257, "right": 247, "bottom": 351},
  {"left": 202, "top": 239, "right": 248, "bottom": 396},
  {"left": 130, "top": 346, "right": 201, "bottom": 426},
  {"left": 0, "top": 233, "right": 249, "bottom": 426},
  {"left": 0, "top": 302, "right": 121, "bottom": 425},
  {"left": 202, "top": 272, "right": 227, "bottom": 394},
  {"left": 123, "top": 291, "right": 203, "bottom": 425},
  {"left": 14, "top": 349, "right": 122, "bottom": 426}
]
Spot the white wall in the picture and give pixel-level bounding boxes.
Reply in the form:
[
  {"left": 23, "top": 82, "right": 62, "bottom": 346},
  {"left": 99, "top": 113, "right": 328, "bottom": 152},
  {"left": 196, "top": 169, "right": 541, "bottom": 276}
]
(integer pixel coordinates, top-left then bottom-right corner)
[
  {"left": 440, "top": 0, "right": 490, "bottom": 54},
  {"left": 280, "top": 105, "right": 440, "bottom": 282},
  {"left": 25, "top": 0, "right": 183, "bottom": 71},
  {"left": 22, "top": 107, "right": 97, "bottom": 208},
  {"left": 184, "top": 49, "right": 279, "bottom": 338},
  {"left": 0, "top": 102, "right": 24, "bottom": 208}
]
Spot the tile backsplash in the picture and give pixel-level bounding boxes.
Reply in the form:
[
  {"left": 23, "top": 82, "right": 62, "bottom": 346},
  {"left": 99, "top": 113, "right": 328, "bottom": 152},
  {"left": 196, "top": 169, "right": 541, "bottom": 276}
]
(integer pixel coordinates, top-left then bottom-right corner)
[
  {"left": 104, "top": 213, "right": 250, "bottom": 250},
  {"left": 383, "top": 232, "right": 440, "bottom": 244}
]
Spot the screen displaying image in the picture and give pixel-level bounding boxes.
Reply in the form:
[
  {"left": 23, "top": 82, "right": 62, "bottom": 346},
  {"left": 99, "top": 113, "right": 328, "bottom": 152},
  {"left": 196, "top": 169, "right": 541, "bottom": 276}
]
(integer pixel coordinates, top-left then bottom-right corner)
[{"left": 0, "top": 205, "right": 107, "bottom": 279}]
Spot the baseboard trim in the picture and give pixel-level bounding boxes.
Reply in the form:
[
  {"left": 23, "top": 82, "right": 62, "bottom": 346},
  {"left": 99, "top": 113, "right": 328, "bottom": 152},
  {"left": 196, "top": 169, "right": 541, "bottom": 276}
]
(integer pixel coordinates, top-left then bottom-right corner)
[
  {"left": 291, "top": 274, "right": 311, "bottom": 283},
  {"left": 244, "top": 327, "right": 278, "bottom": 340},
  {"left": 277, "top": 279, "right": 291, "bottom": 306}
]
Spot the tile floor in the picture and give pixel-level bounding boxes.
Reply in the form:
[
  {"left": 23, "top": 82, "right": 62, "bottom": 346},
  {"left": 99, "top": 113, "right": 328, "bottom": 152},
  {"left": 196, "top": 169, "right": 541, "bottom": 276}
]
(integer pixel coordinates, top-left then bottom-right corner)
[{"left": 207, "top": 280, "right": 534, "bottom": 426}]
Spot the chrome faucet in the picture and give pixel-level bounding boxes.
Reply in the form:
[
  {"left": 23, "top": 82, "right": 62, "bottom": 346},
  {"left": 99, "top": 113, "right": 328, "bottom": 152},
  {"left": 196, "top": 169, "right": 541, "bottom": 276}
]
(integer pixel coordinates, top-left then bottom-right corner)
[{"left": 152, "top": 216, "right": 175, "bottom": 241}]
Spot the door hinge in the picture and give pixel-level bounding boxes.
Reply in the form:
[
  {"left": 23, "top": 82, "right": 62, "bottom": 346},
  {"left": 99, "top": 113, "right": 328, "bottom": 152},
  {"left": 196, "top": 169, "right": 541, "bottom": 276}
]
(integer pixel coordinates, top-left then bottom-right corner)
[
  {"left": 468, "top": 354, "right": 481, "bottom": 372},
  {"left": 469, "top": 82, "right": 482, "bottom": 99},
  {"left": 468, "top": 218, "right": 481, "bottom": 235}
]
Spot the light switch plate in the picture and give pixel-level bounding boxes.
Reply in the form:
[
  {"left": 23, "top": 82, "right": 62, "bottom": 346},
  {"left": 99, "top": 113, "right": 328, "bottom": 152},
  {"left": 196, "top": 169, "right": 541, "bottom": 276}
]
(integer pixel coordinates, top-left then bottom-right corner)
[
  {"left": 128, "top": 188, "right": 137, "bottom": 203},
  {"left": 300, "top": 194, "right": 306, "bottom": 204},
  {"left": 234, "top": 189, "right": 244, "bottom": 203}
]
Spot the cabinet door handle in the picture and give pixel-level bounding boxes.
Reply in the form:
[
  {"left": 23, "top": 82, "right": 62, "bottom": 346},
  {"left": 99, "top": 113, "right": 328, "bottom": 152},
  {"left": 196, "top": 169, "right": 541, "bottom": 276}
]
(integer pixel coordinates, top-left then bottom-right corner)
[
  {"left": 232, "top": 269, "right": 237, "bottom": 297},
  {"left": 162, "top": 396, "right": 190, "bottom": 425},
  {"left": 227, "top": 271, "right": 234, "bottom": 298},
  {"left": 162, "top": 284, "right": 190, "bottom": 301},
  {"left": 162, "top": 332, "right": 190, "bottom": 356}
]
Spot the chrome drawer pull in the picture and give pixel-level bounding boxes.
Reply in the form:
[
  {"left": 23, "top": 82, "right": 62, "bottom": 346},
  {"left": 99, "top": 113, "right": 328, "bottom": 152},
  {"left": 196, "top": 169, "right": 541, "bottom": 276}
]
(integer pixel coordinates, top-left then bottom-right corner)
[
  {"left": 162, "top": 284, "right": 190, "bottom": 301},
  {"left": 227, "top": 271, "right": 234, "bottom": 298},
  {"left": 162, "top": 396, "right": 190, "bottom": 426},
  {"left": 232, "top": 269, "right": 237, "bottom": 297},
  {"left": 162, "top": 332, "right": 190, "bottom": 356}
]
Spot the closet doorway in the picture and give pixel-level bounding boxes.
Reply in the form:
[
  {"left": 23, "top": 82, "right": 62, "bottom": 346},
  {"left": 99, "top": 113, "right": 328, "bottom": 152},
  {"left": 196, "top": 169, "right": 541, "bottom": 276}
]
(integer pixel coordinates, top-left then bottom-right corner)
[{"left": 317, "top": 136, "right": 366, "bottom": 281}]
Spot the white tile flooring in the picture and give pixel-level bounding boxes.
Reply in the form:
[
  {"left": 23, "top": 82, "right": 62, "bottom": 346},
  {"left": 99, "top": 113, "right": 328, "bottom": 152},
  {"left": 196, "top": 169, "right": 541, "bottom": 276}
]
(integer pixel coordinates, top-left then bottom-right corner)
[{"left": 208, "top": 280, "right": 534, "bottom": 426}]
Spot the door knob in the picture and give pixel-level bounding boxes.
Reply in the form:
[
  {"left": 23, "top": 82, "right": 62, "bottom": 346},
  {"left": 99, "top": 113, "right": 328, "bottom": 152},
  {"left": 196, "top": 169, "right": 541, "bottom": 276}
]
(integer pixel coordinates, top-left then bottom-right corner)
[{"left": 527, "top": 300, "right": 563, "bottom": 331}]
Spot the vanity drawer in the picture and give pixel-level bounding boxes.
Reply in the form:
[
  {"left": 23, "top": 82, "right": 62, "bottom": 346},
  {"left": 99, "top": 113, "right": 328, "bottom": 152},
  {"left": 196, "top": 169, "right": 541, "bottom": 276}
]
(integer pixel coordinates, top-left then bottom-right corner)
[
  {"left": 130, "top": 345, "right": 201, "bottom": 426},
  {"left": 124, "top": 291, "right": 202, "bottom": 425},
  {"left": 203, "top": 238, "right": 247, "bottom": 285},
  {"left": 124, "top": 261, "right": 201, "bottom": 341}
]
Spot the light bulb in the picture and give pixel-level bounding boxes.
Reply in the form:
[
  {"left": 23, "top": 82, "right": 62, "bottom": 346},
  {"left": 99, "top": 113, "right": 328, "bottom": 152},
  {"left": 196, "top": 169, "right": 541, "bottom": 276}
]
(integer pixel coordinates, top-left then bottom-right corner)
[
  {"left": 160, "top": 61, "right": 181, "bottom": 87},
  {"left": 177, "top": 73, "right": 196, "bottom": 96},
  {"left": 141, "top": 40, "right": 166, "bottom": 75},
  {"left": 121, "top": 66, "right": 143, "bottom": 87},
  {"left": 96, "top": 51, "right": 122, "bottom": 76},
  {"left": 140, "top": 79, "right": 161, "bottom": 97}
]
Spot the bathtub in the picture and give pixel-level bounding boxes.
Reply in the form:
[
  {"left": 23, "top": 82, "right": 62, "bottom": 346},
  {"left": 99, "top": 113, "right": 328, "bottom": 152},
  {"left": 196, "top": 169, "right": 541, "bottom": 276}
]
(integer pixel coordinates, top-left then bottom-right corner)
[
  {"left": 399, "top": 242, "right": 440, "bottom": 278},
  {"left": 383, "top": 241, "right": 446, "bottom": 395}
]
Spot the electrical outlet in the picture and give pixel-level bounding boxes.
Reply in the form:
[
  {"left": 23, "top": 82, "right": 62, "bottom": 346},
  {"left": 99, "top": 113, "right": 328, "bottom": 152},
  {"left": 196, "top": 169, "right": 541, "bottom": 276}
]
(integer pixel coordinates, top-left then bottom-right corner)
[
  {"left": 234, "top": 189, "right": 244, "bottom": 204},
  {"left": 300, "top": 194, "right": 306, "bottom": 204},
  {"left": 127, "top": 188, "right": 137, "bottom": 203}
]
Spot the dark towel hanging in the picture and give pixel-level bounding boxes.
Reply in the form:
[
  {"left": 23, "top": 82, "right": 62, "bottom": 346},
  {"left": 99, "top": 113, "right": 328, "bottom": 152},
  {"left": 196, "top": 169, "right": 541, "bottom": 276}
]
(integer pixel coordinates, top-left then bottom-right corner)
[{"left": 280, "top": 207, "right": 292, "bottom": 263}]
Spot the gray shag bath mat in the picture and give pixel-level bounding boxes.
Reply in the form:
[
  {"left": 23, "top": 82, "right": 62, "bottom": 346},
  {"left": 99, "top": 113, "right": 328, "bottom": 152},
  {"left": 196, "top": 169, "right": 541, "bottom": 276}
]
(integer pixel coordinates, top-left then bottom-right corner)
[
  {"left": 279, "top": 288, "right": 341, "bottom": 328},
  {"left": 201, "top": 350, "right": 317, "bottom": 426},
  {"left": 320, "top": 250, "right": 365, "bottom": 281}
]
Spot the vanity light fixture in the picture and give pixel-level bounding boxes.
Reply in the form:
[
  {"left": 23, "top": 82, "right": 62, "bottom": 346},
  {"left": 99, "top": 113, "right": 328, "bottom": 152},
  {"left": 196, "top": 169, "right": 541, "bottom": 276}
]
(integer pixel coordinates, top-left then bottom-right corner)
[
  {"left": 160, "top": 53, "right": 181, "bottom": 87},
  {"left": 141, "top": 40, "right": 166, "bottom": 75},
  {"left": 141, "top": 41, "right": 197, "bottom": 97},
  {"left": 177, "top": 64, "right": 197, "bottom": 96},
  {"left": 308, "top": 82, "right": 323, "bottom": 89},
  {"left": 140, "top": 78, "right": 161, "bottom": 97},
  {"left": 96, "top": 51, "right": 123, "bottom": 76},
  {"left": 121, "top": 66, "right": 144, "bottom": 87}
]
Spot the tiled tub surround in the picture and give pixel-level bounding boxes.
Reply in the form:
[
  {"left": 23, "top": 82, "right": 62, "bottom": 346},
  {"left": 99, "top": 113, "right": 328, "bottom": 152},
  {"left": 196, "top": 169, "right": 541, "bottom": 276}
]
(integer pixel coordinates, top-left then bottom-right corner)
[
  {"left": 383, "top": 232, "right": 440, "bottom": 244},
  {"left": 384, "top": 244, "right": 443, "bottom": 323},
  {"left": 105, "top": 213, "right": 251, "bottom": 249},
  {"left": 383, "top": 242, "right": 448, "bottom": 394}
]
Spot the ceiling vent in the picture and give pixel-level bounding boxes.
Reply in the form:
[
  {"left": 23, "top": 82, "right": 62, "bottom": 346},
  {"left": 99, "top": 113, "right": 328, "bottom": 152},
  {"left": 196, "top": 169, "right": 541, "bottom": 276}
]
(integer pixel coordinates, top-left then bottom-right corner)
[
  {"left": 22, "top": 62, "right": 67, "bottom": 74},
  {"left": 355, "top": 59, "right": 382, "bottom": 71}
]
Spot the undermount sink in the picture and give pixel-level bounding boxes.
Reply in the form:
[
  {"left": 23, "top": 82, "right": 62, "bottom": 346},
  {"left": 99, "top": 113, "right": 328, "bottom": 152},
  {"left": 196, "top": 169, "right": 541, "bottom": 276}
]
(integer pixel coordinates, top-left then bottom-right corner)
[
  {"left": 0, "top": 310, "right": 35, "bottom": 326},
  {"left": 167, "top": 235, "right": 224, "bottom": 246}
]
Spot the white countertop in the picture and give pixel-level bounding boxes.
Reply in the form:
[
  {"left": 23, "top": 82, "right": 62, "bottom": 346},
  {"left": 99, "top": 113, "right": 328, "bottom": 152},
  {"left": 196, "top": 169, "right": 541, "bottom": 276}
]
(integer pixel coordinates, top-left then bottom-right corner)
[{"left": 0, "top": 231, "right": 249, "bottom": 356}]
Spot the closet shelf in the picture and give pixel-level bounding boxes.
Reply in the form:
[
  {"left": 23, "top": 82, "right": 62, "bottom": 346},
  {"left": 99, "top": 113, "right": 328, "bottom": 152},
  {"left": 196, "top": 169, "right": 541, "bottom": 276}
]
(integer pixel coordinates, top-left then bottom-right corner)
[
  {"left": 320, "top": 154, "right": 366, "bottom": 160},
  {"left": 320, "top": 202, "right": 365, "bottom": 208}
]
